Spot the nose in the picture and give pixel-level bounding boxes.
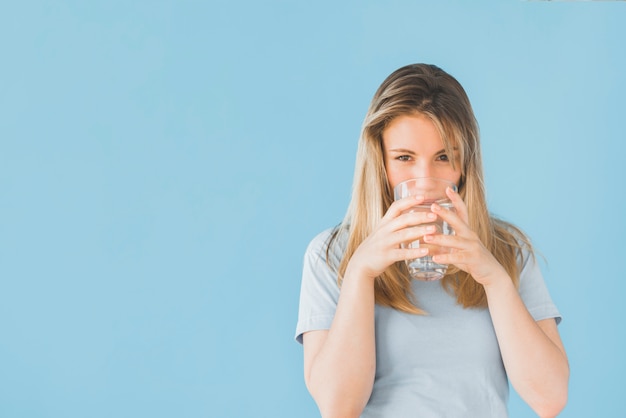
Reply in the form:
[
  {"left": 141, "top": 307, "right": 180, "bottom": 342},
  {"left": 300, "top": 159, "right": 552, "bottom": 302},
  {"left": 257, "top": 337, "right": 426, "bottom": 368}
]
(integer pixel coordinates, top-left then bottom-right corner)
[{"left": 412, "top": 161, "right": 432, "bottom": 179}]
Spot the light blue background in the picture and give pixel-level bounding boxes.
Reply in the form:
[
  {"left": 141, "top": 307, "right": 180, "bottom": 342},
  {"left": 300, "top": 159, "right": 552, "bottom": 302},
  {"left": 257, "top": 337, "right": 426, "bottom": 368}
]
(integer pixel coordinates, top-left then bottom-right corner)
[{"left": 1, "top": 1, "right": 624, "bottom": 417}]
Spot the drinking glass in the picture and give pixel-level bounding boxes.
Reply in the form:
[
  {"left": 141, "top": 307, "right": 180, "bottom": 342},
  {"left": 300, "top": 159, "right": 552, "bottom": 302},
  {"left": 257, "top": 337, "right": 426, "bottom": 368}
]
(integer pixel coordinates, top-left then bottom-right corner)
[{"left": 393, "top": 177, "right": 457, "bottom": 281}]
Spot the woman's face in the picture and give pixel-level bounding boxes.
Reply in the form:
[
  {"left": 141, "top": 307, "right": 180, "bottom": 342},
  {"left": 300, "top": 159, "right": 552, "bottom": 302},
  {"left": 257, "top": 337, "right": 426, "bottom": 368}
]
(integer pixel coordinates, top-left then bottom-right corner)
[{"left": 382, "top": 113, "right": 462, "bottom": 191}]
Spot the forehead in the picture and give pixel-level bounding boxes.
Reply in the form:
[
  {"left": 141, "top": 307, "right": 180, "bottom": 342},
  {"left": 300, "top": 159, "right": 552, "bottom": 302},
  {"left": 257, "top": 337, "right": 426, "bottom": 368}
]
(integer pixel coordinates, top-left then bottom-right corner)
[{"left": 382, "top": 113, "right": 445, "bottom": 150}]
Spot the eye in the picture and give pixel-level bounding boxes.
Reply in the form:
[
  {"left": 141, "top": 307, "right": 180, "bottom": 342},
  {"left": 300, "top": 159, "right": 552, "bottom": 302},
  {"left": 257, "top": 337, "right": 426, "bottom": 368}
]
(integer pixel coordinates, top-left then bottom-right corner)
[
  {"left": 436, "top": 154, "right": 450, "bottom": 162},
  {"left": 396, "top": 155, "right": 412, "bottom": 162}
]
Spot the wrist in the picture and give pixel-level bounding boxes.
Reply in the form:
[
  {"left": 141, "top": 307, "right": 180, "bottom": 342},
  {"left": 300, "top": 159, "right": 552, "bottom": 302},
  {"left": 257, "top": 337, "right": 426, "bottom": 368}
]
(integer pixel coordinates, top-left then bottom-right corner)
[
  {"left": 344, "top": 262, "right": 378, "bottom": 286},
  {"left": 482, "top": 268, "right": 515, "bottom": 295}
]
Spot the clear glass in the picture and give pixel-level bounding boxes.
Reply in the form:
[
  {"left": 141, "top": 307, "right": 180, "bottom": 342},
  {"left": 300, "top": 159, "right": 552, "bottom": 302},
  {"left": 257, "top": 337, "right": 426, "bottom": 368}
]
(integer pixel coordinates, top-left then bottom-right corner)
[{"left": 393, "top": 177, "right": 457, "bottom": 281}]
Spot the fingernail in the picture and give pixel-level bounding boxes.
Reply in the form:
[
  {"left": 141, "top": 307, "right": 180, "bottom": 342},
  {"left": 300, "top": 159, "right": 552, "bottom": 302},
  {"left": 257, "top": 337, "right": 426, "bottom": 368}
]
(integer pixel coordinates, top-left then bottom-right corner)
[
  {"left": 427, "top": 212, "right": 436, "bottom": 220},
  {"left": 431, "top": 203, "right": 440, "bottom": 212}
]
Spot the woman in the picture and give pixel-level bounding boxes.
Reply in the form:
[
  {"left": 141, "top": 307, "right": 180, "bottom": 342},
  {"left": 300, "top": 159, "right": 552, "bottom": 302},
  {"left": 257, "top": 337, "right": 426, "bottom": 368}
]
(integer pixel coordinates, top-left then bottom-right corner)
[{"left": 295, "top": 64, "right": 569, "bottom": 417}]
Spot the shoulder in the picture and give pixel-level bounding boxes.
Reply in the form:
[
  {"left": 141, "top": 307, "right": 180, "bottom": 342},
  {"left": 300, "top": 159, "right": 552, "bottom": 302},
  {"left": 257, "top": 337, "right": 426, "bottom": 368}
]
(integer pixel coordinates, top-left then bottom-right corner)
[
  {"left": 305, "top": 226, "right": 348, "bottom": 263},
  {"left": 304, "top": 225, "right": 348, "bottom": 270},
  {"left": 305, "top": 227, "right": 337, "bottom": 254},
  {"left": 296, "top": 228, "right": 345, "bottom": 344}
]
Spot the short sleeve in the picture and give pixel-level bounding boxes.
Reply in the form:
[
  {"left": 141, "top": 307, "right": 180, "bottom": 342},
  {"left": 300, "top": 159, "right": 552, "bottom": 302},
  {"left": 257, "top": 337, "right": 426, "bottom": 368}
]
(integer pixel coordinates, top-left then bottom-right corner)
[
  {"left": 294, "top": 229, "right": 342, "bottom": 344},
  {"left": 517, "top": 249, "right": 562, "bottom": 325}
]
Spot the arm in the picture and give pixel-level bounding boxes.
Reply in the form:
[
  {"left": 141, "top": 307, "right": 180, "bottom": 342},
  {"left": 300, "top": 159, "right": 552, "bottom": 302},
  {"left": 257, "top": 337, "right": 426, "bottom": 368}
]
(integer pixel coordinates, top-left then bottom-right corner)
[
  {"left": 426, "top": 188, "right": 569, "bottom": 417},
  {"left": 302, "top": 195, "right": 434, "bottom": 418},
  {"left": 484, "top": 278, "right": 568, "bottom": 417},
  {"left": 303, "top": 268, "right": 376, "bottom": 418}
]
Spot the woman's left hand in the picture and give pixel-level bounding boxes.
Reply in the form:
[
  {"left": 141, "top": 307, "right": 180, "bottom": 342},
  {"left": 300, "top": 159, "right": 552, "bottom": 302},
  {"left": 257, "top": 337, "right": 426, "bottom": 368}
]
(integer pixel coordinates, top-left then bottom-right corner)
[{"left": 424, "top": 187, "right": 507, "bottom": 287}]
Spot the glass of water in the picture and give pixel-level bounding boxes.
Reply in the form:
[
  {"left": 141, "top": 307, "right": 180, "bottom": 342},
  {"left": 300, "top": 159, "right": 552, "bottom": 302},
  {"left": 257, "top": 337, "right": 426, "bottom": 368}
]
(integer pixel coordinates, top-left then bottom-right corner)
[{"left": 393, "top": 177, "right": 457, "bottom": 281}]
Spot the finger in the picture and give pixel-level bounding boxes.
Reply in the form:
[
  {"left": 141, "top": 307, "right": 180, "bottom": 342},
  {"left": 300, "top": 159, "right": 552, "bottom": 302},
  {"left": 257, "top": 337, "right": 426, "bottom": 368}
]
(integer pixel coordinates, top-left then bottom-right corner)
[
  {"left": 431, "top": 252, "right": 461, "bottom": 266},
  {"left": 445, "top": 187, "right": 469, "bottom": 225},
  {"left": 430, "top": 202, "right": 472, "bottom": 236},
  {"left": 388, "top": 210, "right": 439, "bottom": 232},
  {"left": 391, "top": 246, "right": 429, "bottom": 262},
  {"left": 382, "top": 195, "right": 426, "bottom": 221},
  {"left": 395, "top": 223, "right": 439, "bottom": 244},
  {"left": 423, "top": 233, "right": 470, "bottom": 250},
  {"left": 432, "top": 250, "right": 484, "bottom": 268}
]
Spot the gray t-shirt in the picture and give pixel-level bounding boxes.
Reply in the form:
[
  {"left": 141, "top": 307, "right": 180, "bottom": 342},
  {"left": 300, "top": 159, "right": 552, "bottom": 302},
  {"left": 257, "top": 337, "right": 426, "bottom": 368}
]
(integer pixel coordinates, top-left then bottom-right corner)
[{"left": 295, "top": 227, "right": 561, "bottom": 418}]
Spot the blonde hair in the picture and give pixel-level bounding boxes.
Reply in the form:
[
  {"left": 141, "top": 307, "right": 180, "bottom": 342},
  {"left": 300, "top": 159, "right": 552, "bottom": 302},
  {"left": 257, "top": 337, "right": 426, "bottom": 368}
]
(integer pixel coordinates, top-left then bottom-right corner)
[{"left": 328, "top": 64, "right": 532, "bottom": 314}]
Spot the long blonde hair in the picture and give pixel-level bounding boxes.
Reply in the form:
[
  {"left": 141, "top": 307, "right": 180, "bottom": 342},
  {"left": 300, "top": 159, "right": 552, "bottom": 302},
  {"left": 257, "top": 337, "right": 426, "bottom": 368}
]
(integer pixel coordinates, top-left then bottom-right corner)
[{"left": 328, "top": 64, "right": 531, "bottom": 314}]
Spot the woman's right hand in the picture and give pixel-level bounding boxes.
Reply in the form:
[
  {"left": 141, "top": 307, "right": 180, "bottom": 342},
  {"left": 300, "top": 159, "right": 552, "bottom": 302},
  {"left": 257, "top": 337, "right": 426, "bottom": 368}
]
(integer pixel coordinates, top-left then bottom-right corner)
[{"left": 346, "top": 195, "right": 437, "bottom": 281}]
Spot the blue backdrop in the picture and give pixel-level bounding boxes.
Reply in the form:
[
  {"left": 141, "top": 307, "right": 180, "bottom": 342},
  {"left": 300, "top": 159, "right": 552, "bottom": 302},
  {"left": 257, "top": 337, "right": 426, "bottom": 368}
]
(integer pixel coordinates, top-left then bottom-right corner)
[{"left": 1, "top": 1, "right": 624, "bottom": 417}]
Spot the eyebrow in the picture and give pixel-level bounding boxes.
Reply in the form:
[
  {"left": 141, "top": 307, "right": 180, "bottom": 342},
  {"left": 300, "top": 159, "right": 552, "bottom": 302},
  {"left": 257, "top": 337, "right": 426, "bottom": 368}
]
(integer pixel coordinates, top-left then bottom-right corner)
[{"left": 387, "top": 148, "right": 449, "bottom": 155}]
